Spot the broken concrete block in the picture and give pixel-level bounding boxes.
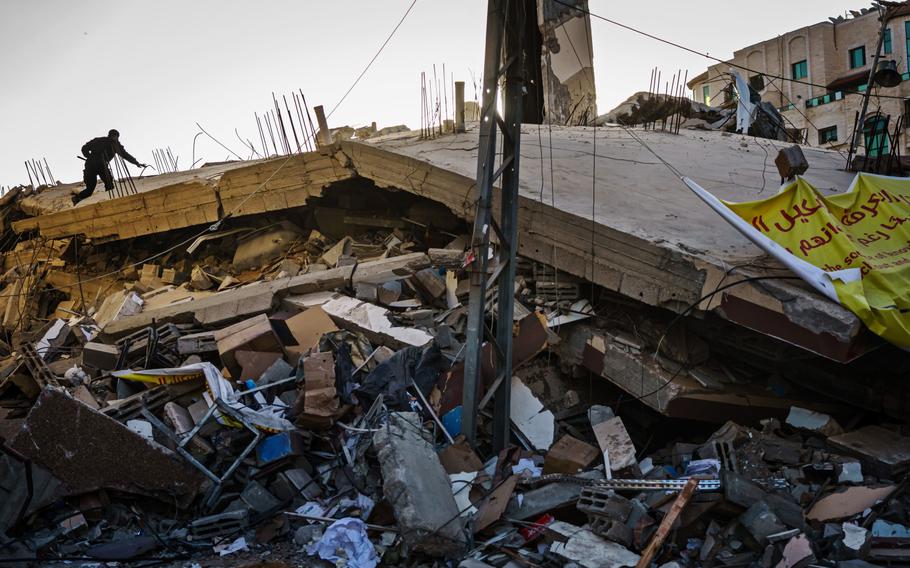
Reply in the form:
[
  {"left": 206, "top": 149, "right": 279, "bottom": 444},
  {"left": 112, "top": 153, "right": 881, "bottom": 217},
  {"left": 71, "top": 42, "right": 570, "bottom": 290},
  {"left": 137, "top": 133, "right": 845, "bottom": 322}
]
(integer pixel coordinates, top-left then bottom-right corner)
[
  {"left": 218, "top": 275, "right": 239, "bottom": 291},
  {"left": 190, "top": 266, "right": 213, "bottom": 290},
  {"left": 277, "top": 259, "right": 301, "bottom": 277},
  {"left": 593, "top": 416, "right": 637, "bottom": 474},
  {"left": 547, "top": 520, "right": 640, "bottom": 568},
  {"left": 354, "top": 282, "right": 378, "bottom": 302},
  {"left": 82, "top": 341, "right": 120, "bottom": 370},
  {"left": 786, "top": 406, "right": 843, "bottom": 437},
  {"left": 544, "top": 434, "right": 599, "bottom": 474},
  {"left": 240, "top": 480, "right": 282, "bottom": 514},
  {"left": 271, "top": 468, "right": 321, "bottom": 501},
  {"left": 351, "top": 252, "right": 430, "bottom": 285},
  {"left": 189, "top": 510, "right": 248, "bottom": 540},
  {"left": 140, "top": 263, "right": 161, "bottom": 286},
  {"left": 378, "top": 280, "right": 402, "bottom": 305},
  {"left": 11, "top": 388, "right": 207, "bottom": 508},
  {"left": 590, "top": 516, "right": 634, "bottom": 548},
  {"left": 828, "top": 425, "right": 910, "bottom": 478},
  {"left": 775, "top": 533, "right": 814, "bottom": 568},
  {"left": 740, "top": 501, "right": 788, "bottom": 545},
  {"left": 321, "top": 236, "right": 352, "bottom": 267},
  {"left": 94, "top": 291, "right": 143, "bottom": 329},
  {"left": 177, "top": 331, "right": 217, "bottom": 354},
  {"left": 723, "top": 471, "right": 804, "bottom": 529},
  {"left": 373, "top": 412, "right": 466, "bottom": 556},
  {"left": 411, "top": 268, "right": 446, "bottom": 300},
  {"left": 160, "top": 267, "right": 186, "bottom": 285},
  {"left": 163, "top": 402, "right": 194, "bottom": 434},
  {"left": 506, "top": 470, "right": 604, "bottom": 521},
  {"left": 322, "top": 295, "right": 432, "bottom": 349},
  {"left": 214, "top": 313, "right": 283, "bottom": 379},
  {"left": 233, "top": 222, "right": 304, "bottom": 270},
  {"left": 0, "top": 449, "right": 63, "bottom": 540}
]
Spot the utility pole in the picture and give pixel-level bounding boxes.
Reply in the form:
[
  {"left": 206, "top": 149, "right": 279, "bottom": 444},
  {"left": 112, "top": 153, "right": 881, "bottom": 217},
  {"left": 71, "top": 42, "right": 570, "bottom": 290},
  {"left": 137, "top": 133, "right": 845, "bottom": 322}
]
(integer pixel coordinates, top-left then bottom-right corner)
[
  {"left": 848, "top": 2, "right": 900, "bottom": 169},
  {"left": 461, "top": 0, "right": 527, "bottom": 451}
]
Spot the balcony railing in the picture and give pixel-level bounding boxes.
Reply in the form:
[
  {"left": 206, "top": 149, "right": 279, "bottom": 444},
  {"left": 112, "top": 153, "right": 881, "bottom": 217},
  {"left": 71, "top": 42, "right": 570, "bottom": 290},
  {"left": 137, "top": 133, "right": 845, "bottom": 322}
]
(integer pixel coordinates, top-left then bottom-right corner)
[{"left": 793, "top": 72, "right": 910, "bottom": 111}]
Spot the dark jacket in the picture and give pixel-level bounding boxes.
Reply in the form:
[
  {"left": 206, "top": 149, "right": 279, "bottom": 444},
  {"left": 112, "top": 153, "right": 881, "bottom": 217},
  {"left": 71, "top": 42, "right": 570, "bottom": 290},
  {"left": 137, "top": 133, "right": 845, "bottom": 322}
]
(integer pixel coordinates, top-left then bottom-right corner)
[{"left": 81, "top": 137, "right": 140, "bottom": 167}]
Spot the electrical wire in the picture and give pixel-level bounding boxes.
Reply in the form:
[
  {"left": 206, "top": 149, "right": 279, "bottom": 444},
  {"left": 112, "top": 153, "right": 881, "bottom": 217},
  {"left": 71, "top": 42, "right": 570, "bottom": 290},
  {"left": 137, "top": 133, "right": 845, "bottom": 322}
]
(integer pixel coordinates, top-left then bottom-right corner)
[
  {"left": 325, "top": 0, "right": 419, "bottom": 120},
  {"left": 550, "top": 0, "right": 908, "bottom": 100}
]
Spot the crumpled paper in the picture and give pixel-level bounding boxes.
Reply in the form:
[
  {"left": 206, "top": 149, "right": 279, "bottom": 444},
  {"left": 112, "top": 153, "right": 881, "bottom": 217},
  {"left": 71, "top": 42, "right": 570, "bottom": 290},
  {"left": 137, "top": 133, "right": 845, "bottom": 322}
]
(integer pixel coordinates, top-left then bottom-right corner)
[{"left": 305, "top": 517, "right": 378, "bottom": 568}]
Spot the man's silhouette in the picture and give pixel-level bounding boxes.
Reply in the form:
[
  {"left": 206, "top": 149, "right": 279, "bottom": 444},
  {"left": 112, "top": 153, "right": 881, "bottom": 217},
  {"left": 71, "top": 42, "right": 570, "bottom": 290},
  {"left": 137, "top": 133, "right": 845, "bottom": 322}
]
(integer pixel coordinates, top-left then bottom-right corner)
[{"left": 74, "top": 129, "right": 147, "bottom": 204}]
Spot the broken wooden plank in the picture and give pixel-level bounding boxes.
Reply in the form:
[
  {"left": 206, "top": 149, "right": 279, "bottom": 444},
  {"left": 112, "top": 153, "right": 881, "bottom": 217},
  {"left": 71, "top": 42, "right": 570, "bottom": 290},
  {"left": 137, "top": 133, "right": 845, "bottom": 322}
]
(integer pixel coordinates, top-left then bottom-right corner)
[{"left": 635, "top": 478, "right": 699, "bottom": 568}]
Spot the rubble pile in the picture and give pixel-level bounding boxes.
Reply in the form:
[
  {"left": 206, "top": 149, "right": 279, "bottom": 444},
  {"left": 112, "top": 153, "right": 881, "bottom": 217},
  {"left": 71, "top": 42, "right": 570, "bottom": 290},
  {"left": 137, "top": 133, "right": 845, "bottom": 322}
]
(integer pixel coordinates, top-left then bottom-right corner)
[{"left": 0, "top": 187, "right": 908, "bottom": 567}]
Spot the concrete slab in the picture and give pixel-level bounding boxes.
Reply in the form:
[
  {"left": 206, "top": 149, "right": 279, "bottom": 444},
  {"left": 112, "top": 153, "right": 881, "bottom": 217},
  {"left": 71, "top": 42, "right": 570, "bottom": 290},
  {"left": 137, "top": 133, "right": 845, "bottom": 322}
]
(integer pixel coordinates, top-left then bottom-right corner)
[
  {"left": 373, "top": 412, "right": 466, "bottom": 557},
  {"left": 10, "top": 388, "right": 207, "bottom": 507}
]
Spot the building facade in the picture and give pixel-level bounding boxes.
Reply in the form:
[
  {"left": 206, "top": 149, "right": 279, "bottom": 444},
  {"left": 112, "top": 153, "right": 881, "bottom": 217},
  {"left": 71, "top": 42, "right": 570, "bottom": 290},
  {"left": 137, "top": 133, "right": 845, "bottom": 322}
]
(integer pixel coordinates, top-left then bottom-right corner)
[{"left": 687, "top": 4, "right": 910, "bottom": 154}]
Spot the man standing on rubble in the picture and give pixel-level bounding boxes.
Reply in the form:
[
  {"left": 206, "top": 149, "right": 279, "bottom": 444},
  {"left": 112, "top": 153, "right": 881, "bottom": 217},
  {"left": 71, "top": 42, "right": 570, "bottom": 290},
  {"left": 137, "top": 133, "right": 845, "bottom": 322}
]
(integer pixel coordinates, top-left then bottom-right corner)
[{"left": 73, "top": 129, "right": 149, "bottom": 205}]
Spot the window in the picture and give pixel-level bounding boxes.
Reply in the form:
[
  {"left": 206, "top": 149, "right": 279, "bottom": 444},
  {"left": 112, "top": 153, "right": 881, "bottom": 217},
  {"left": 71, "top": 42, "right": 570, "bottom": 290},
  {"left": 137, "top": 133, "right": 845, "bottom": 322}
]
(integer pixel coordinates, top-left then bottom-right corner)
[
  {"left": 749, "top": 74, "right": 765, "bottom": 92},
  {"left": 792, "top": 60, "right": 808, "bottom": 80},
  {"left": 850, "top": 46, "right": 866, "bottom": 69},
  {"left": 906, "top": 21, "right": 910, "bottom": 61},
  {"left": 864, "top": 116, "right": 889, "bottom": 157},
  {"left": 702, "top": 85, "right": 710, "bottom": 105},
  {"left": 884, "top": 28, "right": 893, "bottom": 54},
  {"left": 819, "top": 125, "right": 838, "bottom": 144}
]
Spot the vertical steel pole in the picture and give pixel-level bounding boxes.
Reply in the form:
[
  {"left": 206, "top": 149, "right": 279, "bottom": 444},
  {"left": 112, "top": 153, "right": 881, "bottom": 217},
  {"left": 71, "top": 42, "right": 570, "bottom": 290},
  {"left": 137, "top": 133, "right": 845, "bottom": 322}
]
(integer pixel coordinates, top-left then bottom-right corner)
[{"left": 461, "top": 0, "right": 525, "bottom": 451}]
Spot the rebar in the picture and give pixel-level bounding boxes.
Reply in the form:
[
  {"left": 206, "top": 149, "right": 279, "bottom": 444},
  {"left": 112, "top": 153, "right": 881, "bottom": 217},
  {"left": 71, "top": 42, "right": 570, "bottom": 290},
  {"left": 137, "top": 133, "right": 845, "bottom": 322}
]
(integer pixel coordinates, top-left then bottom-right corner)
[
  {"left": 265, "top": 112, "right": 279, "bottom": 156},
  {"left": 283, "top": 95, "right": 301, "bottom": 152},
  {"left": 255, "top": 113, "right": 267, "bottom": 157},
  {"left": 300, "top": 90, "right": 318, "bottom": 148}
]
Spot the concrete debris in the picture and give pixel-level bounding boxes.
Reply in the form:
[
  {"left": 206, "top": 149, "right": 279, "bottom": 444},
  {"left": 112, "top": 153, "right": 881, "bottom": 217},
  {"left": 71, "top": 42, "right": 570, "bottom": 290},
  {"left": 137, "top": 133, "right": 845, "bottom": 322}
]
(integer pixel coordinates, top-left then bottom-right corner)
[
  {"left": 786, "top": 406, "right": 844, "bottom": 437},
  {"left": 10, "top": 388, "right": 207, "bottom": 507},
  {"left": 373, "top": 412, "right": 466, "bottom": 556},
  {"left": 0, "top": 132, "right": 907, "bottom": 568}
]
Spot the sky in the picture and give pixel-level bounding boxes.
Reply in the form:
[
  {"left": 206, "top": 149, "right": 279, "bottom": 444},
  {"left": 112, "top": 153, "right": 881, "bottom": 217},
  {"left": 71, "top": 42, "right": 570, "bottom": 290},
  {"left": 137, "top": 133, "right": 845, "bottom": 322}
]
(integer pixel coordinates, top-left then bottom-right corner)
[{"left": 0, "top": 0, "right": 867, "bottom": 187}]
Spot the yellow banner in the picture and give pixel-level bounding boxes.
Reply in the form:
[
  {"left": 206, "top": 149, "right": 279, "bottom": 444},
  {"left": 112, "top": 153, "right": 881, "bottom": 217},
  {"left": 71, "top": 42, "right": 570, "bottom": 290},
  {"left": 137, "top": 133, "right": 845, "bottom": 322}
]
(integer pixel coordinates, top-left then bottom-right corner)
[{"left": 724, "top": 173, "right": 910, "bottom": 348}]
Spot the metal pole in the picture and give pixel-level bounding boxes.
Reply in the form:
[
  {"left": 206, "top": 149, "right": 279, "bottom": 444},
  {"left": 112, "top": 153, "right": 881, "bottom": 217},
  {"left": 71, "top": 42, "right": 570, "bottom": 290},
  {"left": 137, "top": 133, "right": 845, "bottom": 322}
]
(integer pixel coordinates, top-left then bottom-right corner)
[
  {"left": 850, "top": 5, "right": 891, "bottom": 169},
  {"left": 256, "top": 113, "right": 268, "bottom": 157},
  {"left": 461, "top": 0, "right": 525, "bottom": 451},
  {"left": 264, "top": 113, "right": 278, "bottom": 156},
  {"left": 455, "top": 81, "right": 466, "bottom": 133},
  {"left": 283, "top": 95, "right": 302, "bottom": 152},
  {"left": 300, "top": 91, "right": 319, "bottom": 148},
  {"left": 24, "top": 162, "right": 35, "bottom": 189}
]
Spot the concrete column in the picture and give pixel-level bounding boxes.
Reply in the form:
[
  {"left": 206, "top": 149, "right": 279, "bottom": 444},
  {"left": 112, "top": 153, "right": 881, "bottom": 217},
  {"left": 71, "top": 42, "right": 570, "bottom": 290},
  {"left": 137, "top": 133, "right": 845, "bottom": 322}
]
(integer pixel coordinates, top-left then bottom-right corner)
[
  {"left": 314, "top": 105, "right": 332, "bottom": 146},
  {"left": 454, "top": 81, "right": 466, "bottom": 133}
]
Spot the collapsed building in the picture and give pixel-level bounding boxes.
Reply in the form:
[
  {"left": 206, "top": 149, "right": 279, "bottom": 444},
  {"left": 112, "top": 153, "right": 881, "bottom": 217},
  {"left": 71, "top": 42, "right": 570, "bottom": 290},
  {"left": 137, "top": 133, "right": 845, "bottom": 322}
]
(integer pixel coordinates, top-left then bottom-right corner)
[
  {"left": 1, "top": 2, "right": 909, "bottom": 567},
  {"left": 0, "top": 122, "right": 907, "bottom": 566}
]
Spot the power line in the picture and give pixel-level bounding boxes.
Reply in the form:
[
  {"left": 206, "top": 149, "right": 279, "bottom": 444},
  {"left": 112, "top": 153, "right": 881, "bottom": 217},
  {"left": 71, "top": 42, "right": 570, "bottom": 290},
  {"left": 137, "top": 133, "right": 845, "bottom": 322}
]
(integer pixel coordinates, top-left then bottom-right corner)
[
  {"left": 326, "top": 0, "right": 419, "bottom": 120},
  {"left": 551, "top": 0, "right": 908, "bottom": 100}
]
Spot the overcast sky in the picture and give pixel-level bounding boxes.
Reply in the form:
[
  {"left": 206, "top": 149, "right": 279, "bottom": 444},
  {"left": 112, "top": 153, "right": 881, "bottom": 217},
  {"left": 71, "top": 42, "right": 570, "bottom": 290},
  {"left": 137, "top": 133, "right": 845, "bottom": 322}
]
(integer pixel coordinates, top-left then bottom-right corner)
[{"left": 0, "top": 0, "right": 866, "bottom": 186}]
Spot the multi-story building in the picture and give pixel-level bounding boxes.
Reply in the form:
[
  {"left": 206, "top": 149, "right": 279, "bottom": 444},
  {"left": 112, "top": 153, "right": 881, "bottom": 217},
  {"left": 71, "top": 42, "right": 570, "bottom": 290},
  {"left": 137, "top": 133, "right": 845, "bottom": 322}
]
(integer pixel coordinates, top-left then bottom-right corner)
[{"left": 687, "top": 3, "right": 910, "bottom": 154}]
